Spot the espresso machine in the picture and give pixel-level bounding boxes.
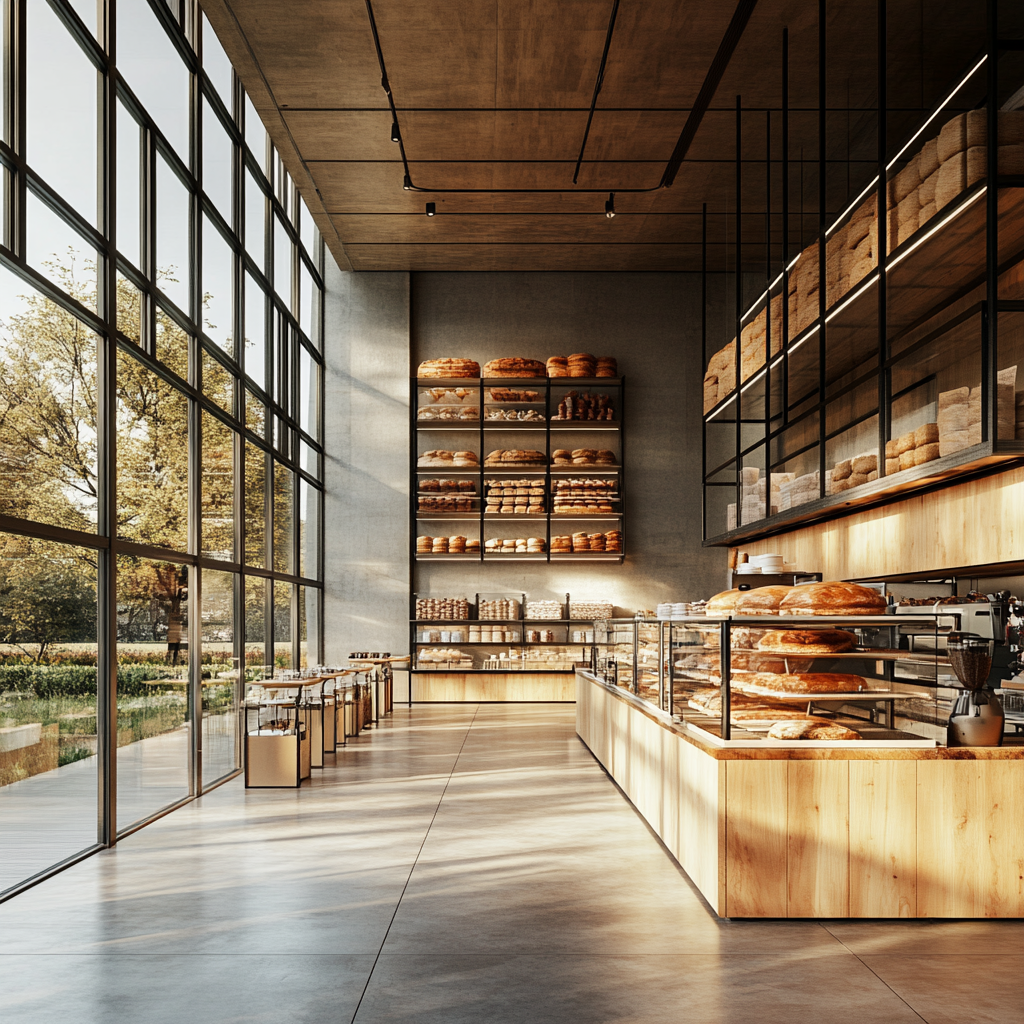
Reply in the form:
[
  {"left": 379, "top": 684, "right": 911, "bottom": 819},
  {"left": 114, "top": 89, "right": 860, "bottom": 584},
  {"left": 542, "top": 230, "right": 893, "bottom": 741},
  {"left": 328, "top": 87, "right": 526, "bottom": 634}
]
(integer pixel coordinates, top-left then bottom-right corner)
[{"left": 946, "top": 633, "right": 1005, "bottom": 747}]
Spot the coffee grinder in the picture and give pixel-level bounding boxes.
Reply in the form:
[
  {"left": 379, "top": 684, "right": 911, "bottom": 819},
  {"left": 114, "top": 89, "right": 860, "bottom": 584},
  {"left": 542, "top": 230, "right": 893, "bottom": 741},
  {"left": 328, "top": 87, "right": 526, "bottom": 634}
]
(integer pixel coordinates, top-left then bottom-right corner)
[{"left": 946, "top": 632, "right": 1005, "bottom": 747}]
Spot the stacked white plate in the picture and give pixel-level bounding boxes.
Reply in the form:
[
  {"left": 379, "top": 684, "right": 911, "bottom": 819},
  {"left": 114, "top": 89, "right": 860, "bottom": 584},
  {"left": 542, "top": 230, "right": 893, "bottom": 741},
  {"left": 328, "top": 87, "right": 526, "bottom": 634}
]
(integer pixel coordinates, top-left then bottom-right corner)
[
  {"left": 735, "top": 564, "right": 761, "bottom": 575},
  {"left": 656, "top": 603, "right": 674, "bottom": 618},
  {"left": 671, "top": 602, "right": 689, "bottom": 620},
  {"left": 750, "top": 553, "right": 784, "bottom": 574}
]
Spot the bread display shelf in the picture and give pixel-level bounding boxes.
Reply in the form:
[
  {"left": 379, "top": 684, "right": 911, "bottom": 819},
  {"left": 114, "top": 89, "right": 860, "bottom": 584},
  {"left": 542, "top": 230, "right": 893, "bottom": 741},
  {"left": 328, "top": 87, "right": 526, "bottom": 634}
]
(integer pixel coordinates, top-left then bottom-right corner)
[{"left": 417, "top": 376, "right": 623, "bottom": 386}]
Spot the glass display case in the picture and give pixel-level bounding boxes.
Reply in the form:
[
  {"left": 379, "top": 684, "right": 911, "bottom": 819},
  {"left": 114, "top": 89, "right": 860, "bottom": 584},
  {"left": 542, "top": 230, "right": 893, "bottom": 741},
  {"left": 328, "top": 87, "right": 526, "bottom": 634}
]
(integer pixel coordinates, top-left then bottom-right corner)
[
  {"left": 702, "top": 5, "right": 1024, "bottom": 544},
  {"left": 589, "top": 611, "right": 972, "bottom": 746},
  {"left": 411, "top": 592, "right": 603, "bottom": 675},
  {"left": 412, "top": 375, "right": 625, "bottom": 562}
]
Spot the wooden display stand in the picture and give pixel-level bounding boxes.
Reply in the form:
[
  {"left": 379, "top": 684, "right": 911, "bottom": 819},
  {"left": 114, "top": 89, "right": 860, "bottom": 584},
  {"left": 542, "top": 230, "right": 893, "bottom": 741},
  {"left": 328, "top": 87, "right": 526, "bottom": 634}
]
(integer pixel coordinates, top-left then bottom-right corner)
[
  {"left": 576, "top": 670, "right": 1024, "bottom": 919},
  {"left": 412, "top": 671, "right": 575, "bottom": 702},
  {"left": 245, "top": 720, "right": 311, "bottom": 788}
]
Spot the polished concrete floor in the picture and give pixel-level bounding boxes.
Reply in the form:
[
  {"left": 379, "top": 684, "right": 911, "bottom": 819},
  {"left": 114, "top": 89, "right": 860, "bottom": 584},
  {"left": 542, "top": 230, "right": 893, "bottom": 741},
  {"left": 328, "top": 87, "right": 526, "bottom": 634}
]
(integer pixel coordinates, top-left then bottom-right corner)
[{"left": 0, "top": 704, "right": 1021, "bottom": 1023}]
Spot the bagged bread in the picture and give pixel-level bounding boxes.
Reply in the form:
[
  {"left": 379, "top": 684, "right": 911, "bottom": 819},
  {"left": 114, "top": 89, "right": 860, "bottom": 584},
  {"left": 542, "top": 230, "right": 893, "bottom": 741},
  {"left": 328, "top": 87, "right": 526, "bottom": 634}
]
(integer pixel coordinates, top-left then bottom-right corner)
[
  {"left": 890, "top": 155, "right": 921, "bottom": 205},
  {"left": 939, "top": 429, "right": 970, "bottom": 457},
  {"left": 851, "top": 453, "right": 877, "bottom": 475},
  {"left": 918, "top": 136, "right": 940, "bottom": 179},
  {"left": 914, "top": 422, "right": 939, "bottom": 447},
  {"left": 919, "top": 201, "right": 937, "bottom": 228},
  {"left": 915, "top": 443, "right": 940, "bottom": 465}
]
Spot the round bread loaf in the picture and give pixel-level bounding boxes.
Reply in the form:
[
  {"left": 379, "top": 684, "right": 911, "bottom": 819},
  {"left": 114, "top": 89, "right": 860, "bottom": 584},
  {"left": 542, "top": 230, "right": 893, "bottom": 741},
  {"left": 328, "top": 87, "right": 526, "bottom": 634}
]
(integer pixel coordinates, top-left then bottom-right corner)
[
  {"left": 757, "top": 629, "right": 858, "bottom": 653},
  {"left": 706, "top": 588, "right": 743, "bottom": 615},
  {"left": 734, "top": 585, "right": 792, "bottom": 616},
  {"left": 417, "top": 358, "right": 480, "bottom": 379},
  {"left": 767, "top": 719, "right": 862, "bottom": 741},
  {"left": 778, "top": 581, "right": 886, "bottom": 616},
  {"left": 735, "top": 672, "right": 868, "bottom": 695},
  {"left": 482, "top": 358, "right": 546, "bottom": 378}
]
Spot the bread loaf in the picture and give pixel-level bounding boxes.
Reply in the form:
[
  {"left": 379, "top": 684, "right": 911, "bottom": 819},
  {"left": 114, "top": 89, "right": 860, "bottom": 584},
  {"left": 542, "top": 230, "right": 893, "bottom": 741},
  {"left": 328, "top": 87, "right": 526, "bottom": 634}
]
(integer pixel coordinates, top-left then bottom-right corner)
[
  {"left": 778, "top": 581, "right": 886, "bottom": 616},
  {"left": 757, "top": 629, "right": 858, "bottom": 654},
  {"left": 482, "top": 358, "right": 546, "bottom": 378},
  {"left": 736, "top": 672, "right": 869, "bottom": 695},
  {"left": 734, "top": 585, "right": 792, "bottom": 616},
  {"left": 767, "top": 719, "right": 862, "bottom": 741},
  {"left": 706, "top": 589, "right": 743, "bottom": 616},
  {"left": 417, "top": 358, "right": 480, "bottom": 379}
]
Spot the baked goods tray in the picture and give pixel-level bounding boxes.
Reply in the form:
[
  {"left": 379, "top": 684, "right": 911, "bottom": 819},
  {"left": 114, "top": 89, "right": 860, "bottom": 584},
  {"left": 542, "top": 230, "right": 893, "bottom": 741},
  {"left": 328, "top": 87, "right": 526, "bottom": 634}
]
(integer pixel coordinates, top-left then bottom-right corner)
[
  {"left": 729, "top": 690, "right": 916, "bottom": 702},
  {"left": 550, "top": 421, "right": 621, "bottom": 429},
  {"left": 724, "top": 648, "right": 951, "bottom": 663}
]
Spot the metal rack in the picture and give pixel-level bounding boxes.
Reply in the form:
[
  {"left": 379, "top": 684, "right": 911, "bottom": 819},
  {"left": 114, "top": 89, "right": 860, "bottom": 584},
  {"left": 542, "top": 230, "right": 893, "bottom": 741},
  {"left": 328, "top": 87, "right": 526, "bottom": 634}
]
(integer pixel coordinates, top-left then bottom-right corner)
[{"left": 411, "top": 376, "right": 625, "bottom": 563}]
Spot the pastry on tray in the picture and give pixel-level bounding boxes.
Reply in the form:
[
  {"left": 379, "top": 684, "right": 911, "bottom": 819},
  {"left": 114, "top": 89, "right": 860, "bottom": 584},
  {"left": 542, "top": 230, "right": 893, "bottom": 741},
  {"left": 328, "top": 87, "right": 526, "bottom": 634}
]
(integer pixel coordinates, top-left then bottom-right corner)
[
  {"left": 733, "top": 672, "right": 869, "bottom": 695},
  {"left": 757, "top": 629, "right": 858, "bottom": 654},
  {"left": 706, "top": 589, "right": 743, "bottom": 616},
  {"left": 766, "top": 719, "right": 862, "bottom": 741},
  {"left": 734, "top": 585, "right": 792, "bottom": 616}
]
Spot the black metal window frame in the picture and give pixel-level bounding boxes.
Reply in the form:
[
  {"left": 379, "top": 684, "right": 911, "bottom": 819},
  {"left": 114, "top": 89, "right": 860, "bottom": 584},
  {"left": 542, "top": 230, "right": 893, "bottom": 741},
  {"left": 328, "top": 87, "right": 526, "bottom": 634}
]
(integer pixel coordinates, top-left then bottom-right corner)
[{"left": 0, "top": 0, "right": 328, "bottom": 899}]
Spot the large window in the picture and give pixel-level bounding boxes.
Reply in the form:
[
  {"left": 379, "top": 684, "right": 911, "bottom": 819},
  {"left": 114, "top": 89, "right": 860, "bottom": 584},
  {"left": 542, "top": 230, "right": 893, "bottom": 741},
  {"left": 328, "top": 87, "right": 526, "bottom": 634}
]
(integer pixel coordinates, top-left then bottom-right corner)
[{"left": 0, "top": 0, "right": 327, "bottom": 900}]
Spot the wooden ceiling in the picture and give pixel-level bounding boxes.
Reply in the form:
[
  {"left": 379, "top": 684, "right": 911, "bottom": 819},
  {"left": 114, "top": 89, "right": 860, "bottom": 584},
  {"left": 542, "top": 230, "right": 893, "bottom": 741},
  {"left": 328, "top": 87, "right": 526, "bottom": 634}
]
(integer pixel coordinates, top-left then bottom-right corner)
[{"left": 202, "top": 0, "right": 986, "bottom": 272}]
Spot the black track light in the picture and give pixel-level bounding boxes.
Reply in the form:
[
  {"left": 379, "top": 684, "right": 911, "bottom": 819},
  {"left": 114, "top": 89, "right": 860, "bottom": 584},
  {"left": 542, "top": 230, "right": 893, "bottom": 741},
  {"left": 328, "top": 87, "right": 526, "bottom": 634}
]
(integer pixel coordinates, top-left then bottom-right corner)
[
  {"left": 391, "top": 121, "right": 401, "bottom": 143},
  {"left": 425, "top": 202, "right": 436, "bottom": 217},
  {"left": 605, "top": 192, "right": 616, "bottom": 218},
  {"left": 403, "top": 174, "right": 412, "bottom": 190}
]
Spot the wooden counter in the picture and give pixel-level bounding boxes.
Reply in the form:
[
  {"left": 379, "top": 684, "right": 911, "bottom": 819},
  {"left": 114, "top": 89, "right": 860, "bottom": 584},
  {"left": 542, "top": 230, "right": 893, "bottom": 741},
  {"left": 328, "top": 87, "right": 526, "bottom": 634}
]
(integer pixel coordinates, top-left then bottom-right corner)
[
  {"left": 576, "top": 670, "right": 1024, "bottom": 918},
  {"left": 412, "top": 671, "right": 574, "bottom": 702}
]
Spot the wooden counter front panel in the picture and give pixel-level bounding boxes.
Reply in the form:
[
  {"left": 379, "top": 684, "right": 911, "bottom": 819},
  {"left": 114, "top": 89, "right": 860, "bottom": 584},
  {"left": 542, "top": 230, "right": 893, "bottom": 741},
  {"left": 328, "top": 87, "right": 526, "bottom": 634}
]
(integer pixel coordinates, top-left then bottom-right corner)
[
  {"left": 412, "top": 672, "right": 574, "bottom": 702},
  {"left": 917, "top": 761, "right": 1024, "bottom": 918},
  {"left": 849, "top": 761, "right": 917, "bottom": 918}
]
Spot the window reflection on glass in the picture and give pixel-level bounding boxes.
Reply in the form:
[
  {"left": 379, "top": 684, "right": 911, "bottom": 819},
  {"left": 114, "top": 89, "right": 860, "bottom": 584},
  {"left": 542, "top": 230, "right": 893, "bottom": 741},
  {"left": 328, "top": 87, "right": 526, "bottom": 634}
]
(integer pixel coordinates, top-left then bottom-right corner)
[
  {"left": 117, "top": 274, "right": 142, "bottom": 344},
  {"left": 274, "top": 214, "right": 292, "bottom": 308},
  {"left": 298, "top": 478, "right": 315, "bottom": 579},
  {"left": 155, "top": 306, "right": 190, "bottom": 382},
  {"left": 0, "top": 533, "right": 98, "bottom": 893},
  {"left": 202, "top": 13, "right": 233, "bottom": 109},
  {"left": 116, "top": 348, "right": 189, "bottom": 551},
  {"left": 298, "top": 344, "right": 316, "bottom": 438},
  {"left": 26, "top": 192, "right": 99, "bottom": 312},
  {"left": 300, "top": 587, "right": 320, "bottom": 667},
  {"left": 201, "top": 410, "right": 234, "bottom": 562},
  {"left": 117, "top": 0, "right": 190, "bottom": 161},
  {"left": 115, "top": 554, "right": 190, "bottom": 829},
  {"left": 244, "top": 169, "right": 265, "bottom": 270},
  {"left": 273, "top": 461, "right": 293, "bottom": 574},
  {"left": 298, "top": 259, "right": 317, "bottom": 342},
  {"left": 117, "top": 101, "right": 142, "bottom": 268},
  {"left": 244, "top": 574, "right": 266, "bottom": 680},
  {"left": 202, "top": 98, "right": 233, "bottom": 225},
  {"left": 299, "top": 199, "right": 317, "bottom": 260},
  {"left": 244, "top": 93, "right": 267, "bottom": 171},
  {"left": 157, "top": 156, "right": 190, "bottom": 313},
  {"left": 26, "top": 0, "right": 99, "bottom": 223},
  {"left": 244, "top": 273, "right": 266, "bottom": 391},
  {"left": 244, "top": 441, "right": 266, "bottom": 568},
  {"left": 202, "top": 347, "right": 233, "bottom": 414},
  {"left": 202, "top": 215, "right": 234, "bottom": 356},
  {"left": 200, "top": 567, "right": 238, "bottom": 784},
  {"left": 245, "top": 388, "right": 265, "bottom": 439},
  {"left": 273, "top": 580, "right": 292, "bottom": 671},
  {"left": 0, "top": 265, "right": 99, "bottom": 531}
]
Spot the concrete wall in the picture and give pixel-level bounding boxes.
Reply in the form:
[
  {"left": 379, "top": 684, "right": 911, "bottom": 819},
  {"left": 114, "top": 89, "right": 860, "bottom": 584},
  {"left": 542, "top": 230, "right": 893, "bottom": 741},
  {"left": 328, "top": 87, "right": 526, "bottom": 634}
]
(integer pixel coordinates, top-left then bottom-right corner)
[
  {"left": 323, "top": 270, "right": 732, "bottom": 662},
  {"left": 411, "top": 272, "right": 730, "bottom": 615},
  {"left": 322, "top": 266, "right": 410, "bottom": 662}
]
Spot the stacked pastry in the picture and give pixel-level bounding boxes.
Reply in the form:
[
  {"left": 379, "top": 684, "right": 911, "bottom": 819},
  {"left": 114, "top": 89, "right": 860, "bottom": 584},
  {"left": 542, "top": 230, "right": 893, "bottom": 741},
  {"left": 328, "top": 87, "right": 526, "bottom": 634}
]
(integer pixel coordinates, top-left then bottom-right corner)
[
  {"left": 830, "top": 452, "right": 879, "bottom": 493},
  {"left": 546, "top": 356, "right": 570, "bottom": 377},
  {"left": 415, "top": 597, "right": 470, "bottom": 620},
  {"left": 417, "top": 535, "right": 474, "bottom": 555},
  {"left": 485, "top": 408, "right": 544, "bottom": 421},
  {"left": 936, "top": 368, "right": 1017, "bottom": 456},
  {"left": 470, "top": 626, "right": 521, "bottom": 642},
  {"left": 485, "top": 479, "right": 545, "bottom": 515},
  {"left": 884, "top": 423, "right": 939, "bottom": 474},
  {"left": 703, "top": 109, "right": 1024, "bottom": 414},
  {"left": 484, "top": 537, "right": 546, "bottom": 554},
  {"left": 482, "top": 358, "right": 546, "bottom": 378},
  {"left": 420, "top": 479, "right": 476, "bottom": 493},
  {"left": 546, "top": 354, "right": 616, "bottom": 378},
  {"left": 552, "top": 448, "right": 617, "bottom": 466},
  {"left": 417, "top": 648, "right": 473, "bottom": 668},
  {"left": 526, "top": 600, "right": 564, "bottom": 619},
  {"left": 552, "top": 391, "right": 615, "bottom": 421},
  {"left": 484, "top": 448, "right": 546, "bottom": 467},
  {"left": 417, "top": 359, "right": 479, "bottom": 379},
  {"left": 551, "top": 531, "right": 622, "bottom": 553},
  {"left": 552, "top": 478, "right": 617, "bottom": 514},
  {"left": 418, "top": 406, "right": 480, "bottom": 421},
  {"left": 479, "top": 598, "right": 521, "bottom": 620},
  {"left": 488, "top": 388, "right": 541, "bottom": 403},
  {"left": 417, "top": 450, "right": 479, "bottom": 468},
  {"left": 777, "top": 471, "right": 820, "bottom": 512},
  {"left": 418, "top": 494, "right": 475, "bottom": 512},
  {"left": 569, "top": 600, "right": 615, "bottom": 619}
]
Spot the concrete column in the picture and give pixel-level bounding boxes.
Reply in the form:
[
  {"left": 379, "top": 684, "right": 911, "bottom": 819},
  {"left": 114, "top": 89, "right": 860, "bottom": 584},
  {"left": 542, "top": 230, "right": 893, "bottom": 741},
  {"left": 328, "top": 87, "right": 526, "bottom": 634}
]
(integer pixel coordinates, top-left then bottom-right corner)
[{"left": 322, "top": 267, "right": 410, "bottom": 664}]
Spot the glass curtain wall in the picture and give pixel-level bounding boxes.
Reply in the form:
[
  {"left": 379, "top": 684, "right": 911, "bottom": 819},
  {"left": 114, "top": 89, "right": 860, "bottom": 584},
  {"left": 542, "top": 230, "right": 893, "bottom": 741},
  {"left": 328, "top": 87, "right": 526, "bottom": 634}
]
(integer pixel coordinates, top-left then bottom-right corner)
[{"left": 0, "top": 0, "right": 326, "bottom": 899}]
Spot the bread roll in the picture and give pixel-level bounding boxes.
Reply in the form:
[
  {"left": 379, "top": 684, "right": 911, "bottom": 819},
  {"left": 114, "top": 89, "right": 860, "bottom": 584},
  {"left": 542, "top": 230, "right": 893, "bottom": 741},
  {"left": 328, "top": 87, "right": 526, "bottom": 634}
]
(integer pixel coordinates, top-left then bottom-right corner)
[
  {"left": 767, "top": 719, "right": 862, "bottom": 741},
  {"left": 757, "top": 629, "right": 858, "bottom": 654},
  {"left": 885, "top": 457, "right": 900, "bottom": 475},
  {"left": 706, "top": 589, "right": 743, "bottom": 616},
  {"left": 918, "top": 136, "right": 940, "bottom": 179},
  {"left": 895, "top": 432, "right": 916, "bottom": 456},
  {"left": 778, "top": 581, "right": 886, "bottom": 616},
  {"left": 915, "top": 442, "right": 940, "bottom": 465},
  {"left": 851, "top": 453, "right": 877, "bottom": 475},
  {"left": 914, "top": 422, "right": 939, "bottom": 447},
  {"left": 899, "top": 451, "right": 916, "bottom": 471},
  {"left": 734, "top": 585, "right": 792, "bottom": 617},
  {"left": 832, "top": 460, "right": 852, "bottom": 481}
]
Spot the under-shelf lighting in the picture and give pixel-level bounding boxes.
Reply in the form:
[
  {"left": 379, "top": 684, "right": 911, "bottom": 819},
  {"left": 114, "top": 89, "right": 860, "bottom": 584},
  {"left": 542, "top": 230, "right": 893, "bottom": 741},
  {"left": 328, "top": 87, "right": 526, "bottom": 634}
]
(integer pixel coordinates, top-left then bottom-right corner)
[
  {"left": 391, "top": 121, "right": 401, "bottom": 143},
  {"left": 825, "top": 273, "right": 878, "bottom": 322},
  {"left": 887, "top": 187, "right": 986, "bottom": 271},
  {"left": 825, "top": 177, "right": 879, "bottom": 238},
  {"left": 605, "top": 192, "right": 616, "bottom": 218},
  {"left": 425, "top": 202, "right": 436, "bottom": 216}
]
